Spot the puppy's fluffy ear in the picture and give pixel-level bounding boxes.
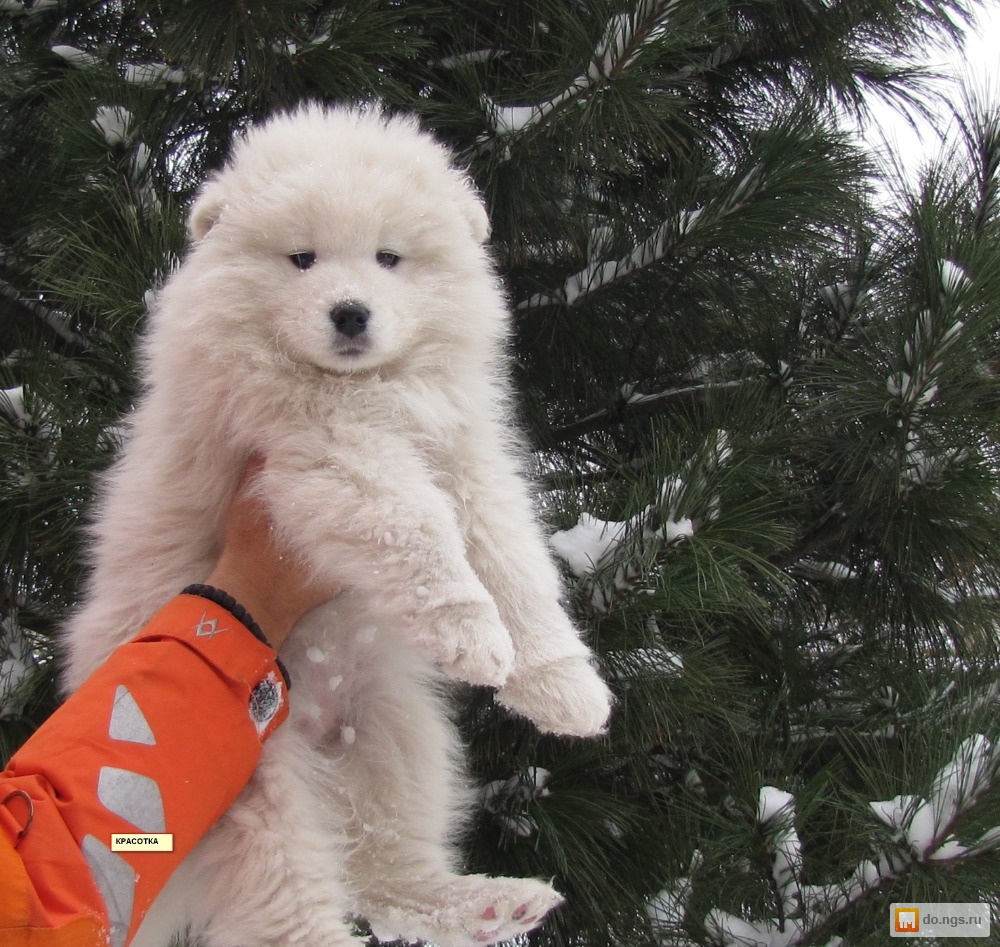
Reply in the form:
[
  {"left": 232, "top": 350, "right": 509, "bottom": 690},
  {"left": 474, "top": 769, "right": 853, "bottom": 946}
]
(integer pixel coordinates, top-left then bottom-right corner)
[
  {"left": 453, "top": 172, "right": 490, "bottom": 244},
  {"left": 448, "top": 165, "right": 490, "bottom": 243},
  {"left": 463, "top": 195, "right": 491, "bottom": 245},
  {"left": 188, "top": 178, "right": 228, "bottom": 242}
]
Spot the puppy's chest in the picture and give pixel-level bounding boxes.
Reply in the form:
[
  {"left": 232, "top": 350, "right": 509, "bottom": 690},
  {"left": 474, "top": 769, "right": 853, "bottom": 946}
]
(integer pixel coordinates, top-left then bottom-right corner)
[
  {"left": 321, "top": 410, "right": 464, "bottom": 488},
  {"left": 349, "top": 378, "right": 476, "bottom": 445}
]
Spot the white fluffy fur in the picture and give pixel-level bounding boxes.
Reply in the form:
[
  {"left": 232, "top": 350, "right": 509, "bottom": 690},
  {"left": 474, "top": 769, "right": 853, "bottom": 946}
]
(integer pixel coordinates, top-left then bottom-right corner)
[{"left": 64, "top": 104, "right": 612, "bottom": 947}]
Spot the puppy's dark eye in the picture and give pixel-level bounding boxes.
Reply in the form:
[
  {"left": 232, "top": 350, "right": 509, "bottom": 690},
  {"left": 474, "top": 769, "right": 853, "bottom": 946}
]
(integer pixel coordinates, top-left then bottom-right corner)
[
  {"left": 289, "top": 251, "right": 317, "bottom": 271},
  {"left": 376, "top": 250, "right": 401, "bottom": 269}
]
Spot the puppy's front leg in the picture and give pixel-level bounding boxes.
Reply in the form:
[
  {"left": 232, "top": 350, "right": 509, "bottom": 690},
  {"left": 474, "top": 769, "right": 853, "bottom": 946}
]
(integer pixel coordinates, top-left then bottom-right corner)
[
  {"left": 257, "top": 441, "right": 515, "bottom": 686},
  {"left": 449, "top": 431, "right": 612, "bottom": 736}
]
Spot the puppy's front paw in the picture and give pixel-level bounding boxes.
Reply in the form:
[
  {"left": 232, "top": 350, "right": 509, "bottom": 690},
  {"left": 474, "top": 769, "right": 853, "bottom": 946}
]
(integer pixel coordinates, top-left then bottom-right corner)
[
  {"left": 410, "top": 600, "right": 515, "bottom": 687},
  {"left": 497, "top": 657, "right": 612, "bottom": 737}
]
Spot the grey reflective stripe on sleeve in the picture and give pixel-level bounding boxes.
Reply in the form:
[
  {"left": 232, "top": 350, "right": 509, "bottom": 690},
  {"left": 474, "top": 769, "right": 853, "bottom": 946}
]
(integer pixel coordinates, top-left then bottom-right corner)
[
  {"left": 108, "top": 684, "right": 156, "bottom": 745},
  {"left": 80, "top": 684, "right": 168, "bottom": 941},
  {"left": 82, "top": 834, "right": 136, "bottom": 947},
  {"left": 97, "top": 765, "right": 166, "bottom": 834}
]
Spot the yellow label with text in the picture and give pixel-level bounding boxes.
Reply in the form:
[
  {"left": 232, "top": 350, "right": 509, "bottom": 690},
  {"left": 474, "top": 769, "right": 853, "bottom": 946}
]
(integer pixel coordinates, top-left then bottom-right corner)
[{"left": 110, "top": 833, "right": 174, "bottom": 851}]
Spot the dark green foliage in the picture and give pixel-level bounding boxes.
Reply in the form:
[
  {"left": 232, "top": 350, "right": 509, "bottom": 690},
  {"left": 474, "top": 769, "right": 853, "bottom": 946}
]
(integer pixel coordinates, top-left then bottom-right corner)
[{"left": 3, "top": 2, "right": 1000, "bottom": 944}]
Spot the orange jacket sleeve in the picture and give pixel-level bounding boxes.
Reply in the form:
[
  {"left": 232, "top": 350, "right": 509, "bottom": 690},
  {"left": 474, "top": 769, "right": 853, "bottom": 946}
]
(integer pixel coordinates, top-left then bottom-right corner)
[{"left": 0, "top": 590, "right": 290, "bottom": 947}]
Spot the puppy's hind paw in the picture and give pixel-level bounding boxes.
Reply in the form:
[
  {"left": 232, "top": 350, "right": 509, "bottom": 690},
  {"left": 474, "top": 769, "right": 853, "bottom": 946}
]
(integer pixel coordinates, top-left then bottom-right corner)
[
  {"left": 365, "top": 873, "right": 563, "bottom": 947},
  {"left": 498, "top": 656, "right": 613, "bottom": 737}
]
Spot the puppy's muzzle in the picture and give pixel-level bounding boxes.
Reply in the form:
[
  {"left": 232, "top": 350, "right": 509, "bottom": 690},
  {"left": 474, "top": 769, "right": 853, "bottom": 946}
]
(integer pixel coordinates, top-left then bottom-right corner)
[{"left": 331, "top": 301, "right": 370, "bottom": 339}]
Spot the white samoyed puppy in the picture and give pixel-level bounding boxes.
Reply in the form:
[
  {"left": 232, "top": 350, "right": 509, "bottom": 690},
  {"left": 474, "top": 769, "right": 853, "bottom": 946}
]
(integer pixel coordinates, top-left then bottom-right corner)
[{"left": 63, "top": 104, "right": 612, "bottom": 947}]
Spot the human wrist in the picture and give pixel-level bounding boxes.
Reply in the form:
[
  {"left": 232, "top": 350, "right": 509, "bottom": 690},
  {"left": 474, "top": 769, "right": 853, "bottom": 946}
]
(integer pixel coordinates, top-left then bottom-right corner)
[
  {"left": 188, "top": 573, "right": 294, "bottom": 652},
  {"left": 202, "top": 559, "right": 300, "bottom": 649}
]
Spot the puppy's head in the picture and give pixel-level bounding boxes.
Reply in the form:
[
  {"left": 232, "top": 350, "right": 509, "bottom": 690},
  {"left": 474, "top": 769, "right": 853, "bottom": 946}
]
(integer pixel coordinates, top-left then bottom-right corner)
[{"left": 182, "top": 104, "right": 501, "bottom": 377}]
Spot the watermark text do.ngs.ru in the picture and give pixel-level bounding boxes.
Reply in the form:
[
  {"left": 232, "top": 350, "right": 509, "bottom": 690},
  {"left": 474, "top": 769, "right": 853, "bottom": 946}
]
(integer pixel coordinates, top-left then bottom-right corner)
[{"left": 891, "top": 903, "right": 991, "bottom": 938}]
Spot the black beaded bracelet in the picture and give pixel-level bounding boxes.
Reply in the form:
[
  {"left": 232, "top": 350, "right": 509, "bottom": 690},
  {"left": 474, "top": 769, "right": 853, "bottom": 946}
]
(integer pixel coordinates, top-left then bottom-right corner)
[{"left": 182, "top": 584, "right": 292, "bottom": 690}]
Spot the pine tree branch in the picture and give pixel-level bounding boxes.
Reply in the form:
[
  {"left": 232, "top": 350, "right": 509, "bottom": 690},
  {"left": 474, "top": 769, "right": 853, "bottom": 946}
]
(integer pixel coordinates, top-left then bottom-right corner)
[
  {"left": 544, "top": 379, "right": 750, "bottom": 447},
  {"left": 769, "top": 513, "right": 847, "bottom": 572},
  {"left": 516, "top": 168, "right": 762, "bottom": 312},
  {"left": 0, "top": 1, "right": 61, "bottom": 15},
  {"left": 662, "top": 0, "right": 962, "bottom": 116},
  {"left": 0, "top": 281, "right": 87, "bottom": 355},
  {"left": 708, "top": 737, "right": 1000, "bottom": 946},
  {"left": 481, "top": 0, "right": 679, "bottom": 144}
]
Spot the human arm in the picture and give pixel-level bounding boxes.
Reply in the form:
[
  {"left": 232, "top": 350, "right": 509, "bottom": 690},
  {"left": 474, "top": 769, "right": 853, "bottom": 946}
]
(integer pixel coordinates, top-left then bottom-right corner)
[{"left": 0, "top": 459, "right": 337, "bottom": 946}]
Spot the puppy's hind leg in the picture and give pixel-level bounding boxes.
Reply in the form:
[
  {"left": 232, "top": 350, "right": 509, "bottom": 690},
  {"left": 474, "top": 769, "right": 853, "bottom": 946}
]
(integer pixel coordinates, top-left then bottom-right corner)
[
  {"left": 341, "top": 652, "right": 563, "bottom": 947},
  {"left": 159, "top": 726, "right": 359, "bottom": 947}
]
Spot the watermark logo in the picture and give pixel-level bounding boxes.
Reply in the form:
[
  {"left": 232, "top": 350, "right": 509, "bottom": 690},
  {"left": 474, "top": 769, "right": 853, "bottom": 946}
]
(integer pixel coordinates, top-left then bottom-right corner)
[
  {"left": 894, "top": 907, "right": 919, "bottom": 934},
  {"left": 890, "top": 903, "right": 990, "bottom": 938}
]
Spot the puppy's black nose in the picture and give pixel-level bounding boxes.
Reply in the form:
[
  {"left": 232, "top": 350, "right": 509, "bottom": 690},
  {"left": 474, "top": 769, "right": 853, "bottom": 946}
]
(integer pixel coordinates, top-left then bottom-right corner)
[{"left": 330, "top": 302, "right": 370, "bottom": 338}]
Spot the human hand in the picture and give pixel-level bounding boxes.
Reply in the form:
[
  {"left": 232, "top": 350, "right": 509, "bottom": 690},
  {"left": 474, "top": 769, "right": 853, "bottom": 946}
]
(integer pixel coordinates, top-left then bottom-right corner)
[{"left": 204, "top": 456, "right": 339, "bottom": 650}]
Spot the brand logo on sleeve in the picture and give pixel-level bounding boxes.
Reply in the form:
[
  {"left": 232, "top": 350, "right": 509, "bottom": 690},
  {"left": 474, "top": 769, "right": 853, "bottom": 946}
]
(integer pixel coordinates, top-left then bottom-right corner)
[{"left": 194, "top": 613, "right": 227, "bottom": 638}]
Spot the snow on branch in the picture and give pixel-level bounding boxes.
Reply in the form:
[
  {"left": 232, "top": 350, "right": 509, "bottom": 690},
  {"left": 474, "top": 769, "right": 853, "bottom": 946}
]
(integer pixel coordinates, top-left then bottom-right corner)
[
  {"left": 701, "top": 789, "right": 812, "bottom": 946},
  {"left": 647, "top": 850, "right": 703, "bottom": 946},
  {"left": 0, "top": 380, "right": 57, "bottom": 458},
  {"left": 483, "top": 0, "right": 679, "bottom": 139},
  {"left": 704, "top": 909, "right": 812, "bottom": 947},
  {"left": 517, "top": 166, "right": 762, "bottom": 312},
  {"left": 887, "top": 261, "right": 969, "bottom": 413},
  {"left": 551, "top": 432, "right": 728, "bottom": 613},
  {"left": 548, "top": 379, "right": 746, "bottom": 446},
  {"left": 0, "top": 281, "right": 87, "bottom": 350},
  {"left": 49, "top": 41, "right": 188, "bottom": 86},
  {"left": 122, "top": 61, "right": 185, "bottom": 86},
  {"left": 91, "top": 105, "right": 161, "bottom": 214},
  {"left": 92, "top": 105, "right": 132, "bottom": 146},
  {"left": 788, "top": 559, "right": 858, "bottom": 582},
  {"left": 0, "top": 0, "right": 60, "bottom": 14},
  {"left": 691, "top": 737, "right": 1000, "bottom": 947},
  {"left": 435, "top": 49, "right": 502, "bottom": 70},
  {"left": 0, "top": 385, "right": 29, "bottom": 429},
  {"left": 50, "top": 44, "right": 100, "bottom": 68},
  {"left": 517, "top": 219, "right": 677, "bottom": 311},
  {"left": 886, "top": 268, "right": 969, "bottom": 493},
  {"left": 481, "top": 766, "right": 552, "bottom": 838},
  {"left": 758, "top": 787, "right": 804, "bottom": 922},
  {"left": 1, "top": 616, "right": 39, "bottom": 720},
  {"left": 886, "top": 305, "right": 963, "bottom": 415}
]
